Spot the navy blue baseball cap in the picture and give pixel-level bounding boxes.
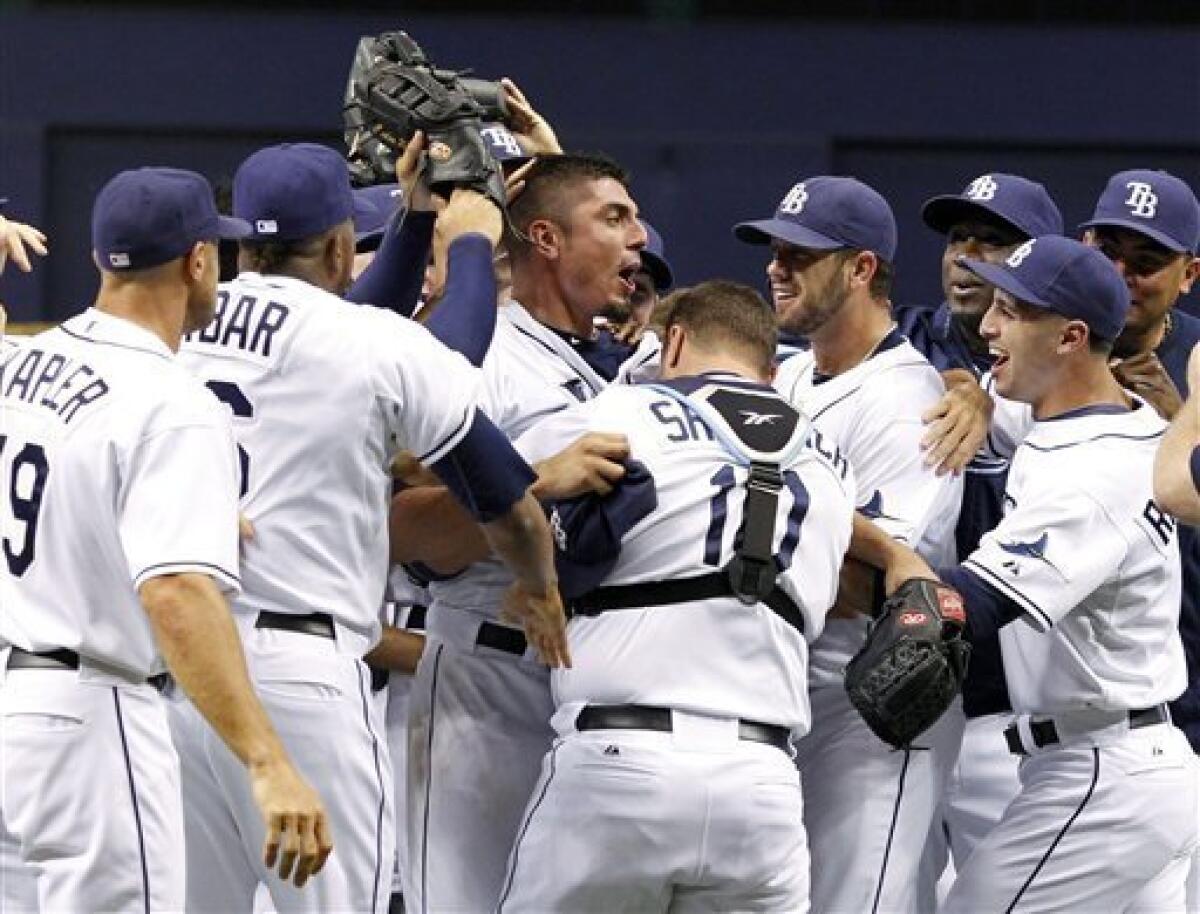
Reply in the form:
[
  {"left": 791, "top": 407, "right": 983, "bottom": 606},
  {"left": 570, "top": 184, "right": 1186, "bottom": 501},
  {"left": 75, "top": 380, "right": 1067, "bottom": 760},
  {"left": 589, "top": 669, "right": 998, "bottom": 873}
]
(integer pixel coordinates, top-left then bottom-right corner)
[
  {"left": 92, "top": 167, "right": 250, "bottom": 271},
  {"left": 234, "top": 143, "right": 371, "bottom": 242},
  {"left": 734, "top": 176, "right": 897, "bottom": 263},
  {"left": 1079, "top": 169, "right": 1200, "bottom": 254},
  {"left": 959, "top": 235, "right": 1130, "bottom": 341},
  {"left": 639, "top": 219, "right": 673, "bottom": 292},
  {"left": 922, "top": 173, "right": 1063, "bottom": 239},
  {"left": 353, "top": 183, "right": 405, "bottom": 252},
  {"left": 480, "top": 123, "right": 531, "bottom": 165}
]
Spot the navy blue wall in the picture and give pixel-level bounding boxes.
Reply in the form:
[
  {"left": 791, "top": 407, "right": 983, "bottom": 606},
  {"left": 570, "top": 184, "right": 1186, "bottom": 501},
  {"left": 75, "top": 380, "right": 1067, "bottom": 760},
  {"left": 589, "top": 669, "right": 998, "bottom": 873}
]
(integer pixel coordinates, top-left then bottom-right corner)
[{"left": 2, "top": 10, "right": 1198, "bottom": 321}]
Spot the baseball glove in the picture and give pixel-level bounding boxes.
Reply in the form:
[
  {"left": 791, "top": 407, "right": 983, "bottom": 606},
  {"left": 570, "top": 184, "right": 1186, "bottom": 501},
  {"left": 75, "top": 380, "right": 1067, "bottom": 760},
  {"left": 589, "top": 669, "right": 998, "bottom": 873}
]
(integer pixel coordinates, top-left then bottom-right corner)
[
  {"left": 343, "top": 32, "right": 506, "bottom": 205},
  {"left": 844, "top": 578, "right": 970, "bottom": 749}
]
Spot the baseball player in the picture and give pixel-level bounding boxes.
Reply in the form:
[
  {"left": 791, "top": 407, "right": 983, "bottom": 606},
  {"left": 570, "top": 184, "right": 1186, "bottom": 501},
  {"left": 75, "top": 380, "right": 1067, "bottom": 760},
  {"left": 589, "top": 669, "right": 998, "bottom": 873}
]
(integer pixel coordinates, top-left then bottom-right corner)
[
  {"left": 497, "top": 280, "right": 855, "bottom": 912},
  {"left": 1079, "top": 167, "right": 1200, "bottom": 910},
  {"left": 734, "top": 175, "right": 964, "bottom": 914},
  {"left": 1156, "top": 343, "right": 1200, "bottom": 524},
  {"left": 866, "top": 234, "right": 1198, "bottom": 912},
  {"left": 897, "top": 174, "right": 1064, "bottom": 896},
  {"left": 168, "top": 143, "right": 563, "bottom": 914},
  {"left": 0, "top": 167, "right": 330, "bottom": 912},
  {"left": 390, "top": 153, "right": 650, "bottom": 914}
]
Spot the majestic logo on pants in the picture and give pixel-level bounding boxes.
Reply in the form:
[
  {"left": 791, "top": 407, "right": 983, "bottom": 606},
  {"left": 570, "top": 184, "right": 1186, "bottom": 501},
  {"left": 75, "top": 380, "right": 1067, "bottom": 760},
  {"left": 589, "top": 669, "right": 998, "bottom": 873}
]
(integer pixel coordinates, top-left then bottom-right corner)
[
  {"left": 965, "top": 175, "right": 998, "bottom": 201},
  {"left": 1124, "top": 182, "right": 1158, "bottom": 218}
]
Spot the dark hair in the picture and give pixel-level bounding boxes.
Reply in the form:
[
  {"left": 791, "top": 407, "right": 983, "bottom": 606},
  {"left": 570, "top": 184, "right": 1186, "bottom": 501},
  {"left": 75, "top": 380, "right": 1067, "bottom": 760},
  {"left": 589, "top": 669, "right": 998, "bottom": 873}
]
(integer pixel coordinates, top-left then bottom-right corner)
[
  {"left": 665, "top": 280, "right": 778, "bottom": 376},
  {"left": 868, "top": 256, "right": 894, "bottom": 300},
  {"left": 238, "top": 234, "right": 324, "bottom": 275},
  {"left": 505, "top": 153, "right": 630, "bottom": 256}
]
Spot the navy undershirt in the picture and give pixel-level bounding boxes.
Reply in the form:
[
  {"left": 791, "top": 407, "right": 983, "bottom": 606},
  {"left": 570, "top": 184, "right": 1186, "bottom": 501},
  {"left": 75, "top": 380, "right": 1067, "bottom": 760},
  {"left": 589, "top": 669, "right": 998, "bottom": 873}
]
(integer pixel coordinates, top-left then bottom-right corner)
[{"left": 893, "top": 300, "right": 1012, "bottom": 717}]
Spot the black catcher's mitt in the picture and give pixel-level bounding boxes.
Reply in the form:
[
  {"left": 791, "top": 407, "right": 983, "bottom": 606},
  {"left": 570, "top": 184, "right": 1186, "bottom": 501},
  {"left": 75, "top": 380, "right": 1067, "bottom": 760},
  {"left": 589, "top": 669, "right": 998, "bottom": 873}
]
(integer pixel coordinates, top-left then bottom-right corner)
[
  {"left": 343, "top": 31, "right": 506, "bottom": 205},
  {"left": 844, "top": 578, "right": 970, "bottom": 749}
]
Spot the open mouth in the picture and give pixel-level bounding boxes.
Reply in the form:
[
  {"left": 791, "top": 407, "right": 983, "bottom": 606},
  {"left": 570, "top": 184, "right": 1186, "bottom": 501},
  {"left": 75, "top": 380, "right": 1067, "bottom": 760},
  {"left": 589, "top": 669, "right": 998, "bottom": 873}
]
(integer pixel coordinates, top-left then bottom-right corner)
[
  {"left": 989, "top": 345, "right": 1010, "bottom": 373},
  {"left": 617, "top": 262, "right": 640, "bottom": 295}
]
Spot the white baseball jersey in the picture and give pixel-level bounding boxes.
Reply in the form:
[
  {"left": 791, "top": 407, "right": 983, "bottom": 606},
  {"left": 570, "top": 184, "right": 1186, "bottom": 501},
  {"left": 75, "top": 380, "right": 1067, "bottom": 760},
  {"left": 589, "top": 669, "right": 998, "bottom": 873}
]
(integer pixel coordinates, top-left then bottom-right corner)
[
  {"left": 180, "top": 272, "right": 481, "bottom": 654},
  {"left": 774, "top": 330, "right": 963, "bottom": 686},
  {"left": 423, "top": 300, "right": 614, "bottom": 629},
  {"left": 963, "top": 402, "right": 1186, "bottom": 714},
  {"left": 0, "top": 309, "right": 240, "bottom": 679},
  {"left": 516, "top": 374, "right": 856, "bottom": 733}
]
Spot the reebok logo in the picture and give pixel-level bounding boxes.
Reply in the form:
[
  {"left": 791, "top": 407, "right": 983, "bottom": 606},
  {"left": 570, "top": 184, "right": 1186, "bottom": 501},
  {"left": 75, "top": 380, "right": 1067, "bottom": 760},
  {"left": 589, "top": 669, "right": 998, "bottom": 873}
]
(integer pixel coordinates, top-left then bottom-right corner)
[
  {"left": 108, "top": 253, "right": 131, "bottom": 268},
  {"left": 739, "top": 410, "right": 781, "bottom": 426},
  {"left": 255, "top": 219, "right": 278, "bottom": 235}
]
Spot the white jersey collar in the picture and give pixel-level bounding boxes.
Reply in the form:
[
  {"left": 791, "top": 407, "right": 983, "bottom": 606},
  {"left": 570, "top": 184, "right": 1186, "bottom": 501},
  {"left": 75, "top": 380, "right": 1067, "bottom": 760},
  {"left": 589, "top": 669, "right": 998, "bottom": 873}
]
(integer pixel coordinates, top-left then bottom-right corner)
[{"left": 61, "top": 308, "right": 174, "bottom": 361}]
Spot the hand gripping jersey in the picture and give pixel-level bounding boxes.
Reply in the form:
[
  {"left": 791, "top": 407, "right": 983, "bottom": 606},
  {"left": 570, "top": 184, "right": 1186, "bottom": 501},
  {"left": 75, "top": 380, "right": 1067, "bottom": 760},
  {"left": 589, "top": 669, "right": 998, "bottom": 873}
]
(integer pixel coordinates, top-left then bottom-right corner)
[
  {"left": 516, "top": 372, "right": 856, "bottom": 733},
  {"left": 774, "top": 329, "right": 964, "bottom": 685},
  {"left": 774, "top": 330, "right": 968, "bottom": 914},
  {"left": 497, "top": 374, "right": 854, "bottom": 914},
  {"left": 422, "top": 301, "right": 619, "bottom": 627},
  {"left": 180, "top": 272, "right": 482, "bottom": 653}
]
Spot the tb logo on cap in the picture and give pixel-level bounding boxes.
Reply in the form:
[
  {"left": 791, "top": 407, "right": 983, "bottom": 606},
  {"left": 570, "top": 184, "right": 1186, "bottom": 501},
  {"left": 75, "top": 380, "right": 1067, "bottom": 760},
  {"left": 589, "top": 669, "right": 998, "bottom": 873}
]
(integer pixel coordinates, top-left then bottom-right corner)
[
  {"left": 1006, "top": 239, "right": 1036, "bottom": 268},
  {"left": 1124, "top": 181, "right": 1158, "bottom": 219},
  {"left": 778, "top": 182, "right": 809, "bottom": 215},
  {"left": 481, "top": 126, "right": 524, "bottom": 159},
  {"left": 965, "top": 175, "right": 998, "bottom": 202}
]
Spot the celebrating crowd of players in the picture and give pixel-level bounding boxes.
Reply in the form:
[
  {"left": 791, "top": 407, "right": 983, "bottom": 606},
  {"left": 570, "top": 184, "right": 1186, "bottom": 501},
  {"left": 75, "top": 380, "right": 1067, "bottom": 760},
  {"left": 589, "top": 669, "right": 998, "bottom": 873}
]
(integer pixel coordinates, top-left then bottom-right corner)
[{"left": 2, "top": 79, "right": 1200, "bottom": 914}]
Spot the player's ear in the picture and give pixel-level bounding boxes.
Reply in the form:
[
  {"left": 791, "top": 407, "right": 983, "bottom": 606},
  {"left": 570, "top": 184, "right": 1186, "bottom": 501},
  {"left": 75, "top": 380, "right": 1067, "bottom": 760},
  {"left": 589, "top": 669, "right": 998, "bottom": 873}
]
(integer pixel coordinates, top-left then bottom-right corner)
[
  {"left": 1179, "top": 255, "right": 1200, "bottom": 295},
  {"left": 847, "top": 250, "right": 877, "bottom": 292},
  {"left": 182, "top": 241, "right": 208, "bottom": 284},
  {"left": 526, "top": 218, "right": 560, "bottom": 261},
  {"left": 1058, "top": 319, "right": 1090, "bottom": 354},
  {"left": 661, "top": 323, "right": 685, "bottom": 375}
]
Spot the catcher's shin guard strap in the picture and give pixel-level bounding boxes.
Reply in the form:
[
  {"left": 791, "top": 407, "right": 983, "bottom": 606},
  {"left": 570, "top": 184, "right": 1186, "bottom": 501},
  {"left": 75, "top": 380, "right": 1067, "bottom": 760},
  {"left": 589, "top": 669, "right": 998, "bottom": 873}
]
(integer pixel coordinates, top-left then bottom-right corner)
[{"left": 567, "top": 572, "right": 805, "bottom": 636}]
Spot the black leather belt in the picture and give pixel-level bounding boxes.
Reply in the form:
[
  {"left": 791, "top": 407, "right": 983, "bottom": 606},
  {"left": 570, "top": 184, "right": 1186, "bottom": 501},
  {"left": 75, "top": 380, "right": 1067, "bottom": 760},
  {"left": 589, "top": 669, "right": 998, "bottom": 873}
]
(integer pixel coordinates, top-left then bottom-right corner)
[
  {"left": 256, "top": 611, "right": 335, "bottom": 639},
  {"left": 476, "top": 620, "right": 527, "bottom": 656},
  {"left": 405, "top": 604, "right": 427, "bottom": 631},
  {"left": 575, "top": 703, "right": 791, "bottom": 753},
  {"left": 7, "top": 647, "right": 169, "bottom": 692},
  {"left": 1005, "top": 705, "right": 1170, "bottom": 755}
]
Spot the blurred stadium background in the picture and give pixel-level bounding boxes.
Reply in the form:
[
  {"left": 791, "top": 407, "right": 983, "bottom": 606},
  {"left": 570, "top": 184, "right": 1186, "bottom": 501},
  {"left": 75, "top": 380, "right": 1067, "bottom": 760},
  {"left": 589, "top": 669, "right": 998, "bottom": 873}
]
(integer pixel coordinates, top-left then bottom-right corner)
[{"left": 1, "top": 1, "right": 1197, "bottom": 327}]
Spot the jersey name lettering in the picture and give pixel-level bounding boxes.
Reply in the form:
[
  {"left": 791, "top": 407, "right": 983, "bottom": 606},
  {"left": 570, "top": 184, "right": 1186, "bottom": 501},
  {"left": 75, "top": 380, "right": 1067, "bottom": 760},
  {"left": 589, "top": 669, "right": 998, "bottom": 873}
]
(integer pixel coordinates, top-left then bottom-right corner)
[
  {"left": 0, "top": 347, "right": 110, "bottom": 424},
  {"left": 189, "top": 292, "right": 290, "bottom": 358}
]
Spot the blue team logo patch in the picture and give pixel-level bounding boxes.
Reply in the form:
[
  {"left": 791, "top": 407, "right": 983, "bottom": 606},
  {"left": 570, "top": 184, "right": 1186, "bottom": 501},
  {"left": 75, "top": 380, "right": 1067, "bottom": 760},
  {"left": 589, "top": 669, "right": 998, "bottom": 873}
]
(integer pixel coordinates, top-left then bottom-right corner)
[
  {"left": 859, "top": 490, "right": 902, "bottom": 523},
  {"left": 999, "top": 531, "right": 1048, "bottom": 560}
]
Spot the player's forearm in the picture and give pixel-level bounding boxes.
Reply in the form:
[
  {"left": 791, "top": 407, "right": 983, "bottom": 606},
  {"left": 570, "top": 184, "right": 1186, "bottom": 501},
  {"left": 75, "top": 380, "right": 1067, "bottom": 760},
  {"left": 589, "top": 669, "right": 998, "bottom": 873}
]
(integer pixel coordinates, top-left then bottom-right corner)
[
  {"left": 141, "top": 573, "right": 288, "bottom": 770},
  {"left": 364, "top": 624, "right": 425, "bottom": 677},
  {"left": 482, "top": 491, "right": 559, "bottom": 598},
  {"left": 847, "top": 512, "right": 935, "bottom": 595},
  {"left": 389, "top": 485, "right": 491, "bottom": 571},
  {"left": 828, "top": 557, "right": 885, "bottom": 619},
  {"left": 1154, "top": 392, "right": 1200, "bottom": 523}
]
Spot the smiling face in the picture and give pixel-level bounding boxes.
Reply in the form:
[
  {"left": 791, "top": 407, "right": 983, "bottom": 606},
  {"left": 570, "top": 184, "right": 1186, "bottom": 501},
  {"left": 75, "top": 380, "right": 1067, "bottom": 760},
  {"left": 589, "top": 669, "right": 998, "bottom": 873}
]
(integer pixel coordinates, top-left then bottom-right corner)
[
  {"left": 941, "top": 216, "right": 1027, "bottom": 336},
  {"left": 1085, "top": 226, "right": 1200, "bottom": 357},
  {"left": 766, "top": 241, "right": 851, "bottom": 337},
  {"left": 979, "top": 289, "right": 1077, "bottom": 408},
  {"left": 552, "top": 177, "right": 647, "bottom": 324}
]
